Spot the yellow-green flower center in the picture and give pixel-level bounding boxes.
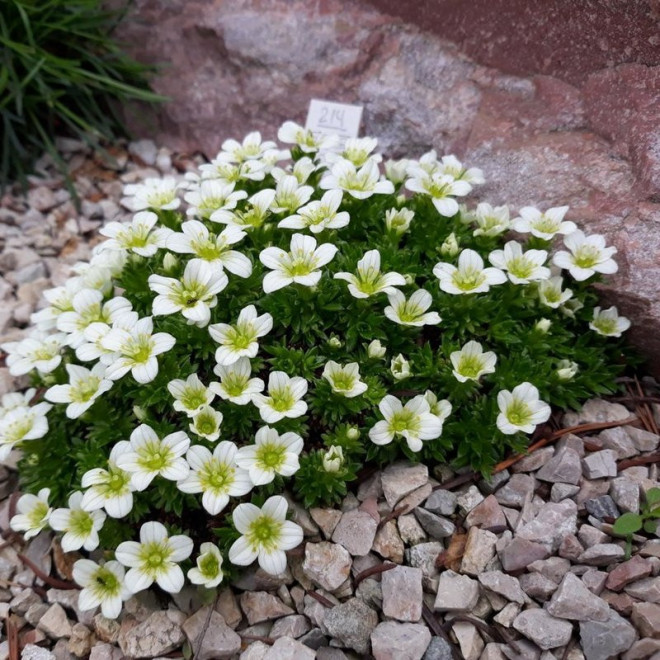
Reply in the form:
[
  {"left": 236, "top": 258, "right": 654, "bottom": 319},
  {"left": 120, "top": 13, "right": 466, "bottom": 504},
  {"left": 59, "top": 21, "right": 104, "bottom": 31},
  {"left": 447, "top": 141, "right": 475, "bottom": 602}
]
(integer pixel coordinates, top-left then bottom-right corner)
[
  {"left": 389, "top": 409, "right": 420, "bottom": 435},
  {"left": 27, "top": 501, "right": 50, "bottom": 529},
  {"left": 245, "top": 514, "right": 282, "bottom": 552},
  {"left": 269, "top": 388, "right": 296, "bottom": 412},
  {"left": 452, "top": 268, "right": 485, "bottom": 292},
  {"left": 573, "top": 246, "right": 600, "bottom": 269},
  {"left": 71, "top": 378, "right": 101, "bottom": 403},
  {"left": 92, "top": 566, "right": 121, "bottom": 597},
  {"left": 69, "top": 509, "right": 94, "bottom": 537},
  {"left": 457, "top": 355, "right": 485, "bottom": 379},
  {"left": 199, "top": 459, "right": 235, "bottom": 492},
  {"left": 506, "top": 400, "right": 532, "bottom": 426},
  {"left": 198, "top": 552, "right": 220, "bottom": 578},
  {"left": 255, "top": 442, "right": 286, "bottom": 470},
  {"left": 138, "top": 541, "right": 172, "bottom": 576}
]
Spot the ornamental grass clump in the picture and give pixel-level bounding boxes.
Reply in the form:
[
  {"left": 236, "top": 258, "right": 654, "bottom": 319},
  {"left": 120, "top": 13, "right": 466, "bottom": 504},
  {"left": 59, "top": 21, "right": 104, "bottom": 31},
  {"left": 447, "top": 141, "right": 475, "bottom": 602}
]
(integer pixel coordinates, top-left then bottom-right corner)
[{"left": 3, "top": 121, "right": 630, "bottom": 616}]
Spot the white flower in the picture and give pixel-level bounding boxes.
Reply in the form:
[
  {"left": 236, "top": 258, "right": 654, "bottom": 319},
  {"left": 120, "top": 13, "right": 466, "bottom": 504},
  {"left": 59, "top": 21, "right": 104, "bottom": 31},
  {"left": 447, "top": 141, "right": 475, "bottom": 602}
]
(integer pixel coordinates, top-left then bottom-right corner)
[
  {"left": 168, "top": 373, "right": 215, "bottom": 417},
  {"left": 320, "top": 159, "right": 394, "bottom": 199},
  {"left": 252, "top": 372, "right": 308, "bottom": 423},
  {"left": 56, "top": 289, "right": 132, "bottom": 348},
  {"left": 149, "top": 260, "right": 228, "bottom": 327},
  {"left": 198, "top": 156, "right": 266, "bottom": 184},
  {"left": 322, "top": 361, "right": 368, "bottom": 398},
  {"left": 114, "top": 425, "right": 190, "bottom": 491},
  {"left": 76, "top": 311, "right": 137, "bottom": 365},
  {"left": 81, "top": 444, "right": 135, "bottom": 518},
  {"left": 10, "top": 488, "right": 51, "bottom": 539},
  {"left": 166, "top": 221, "right": 252, "bottom": 278},
  {"left": 367, "top": 339, "right": 386, "bottom": 359},
  {"left": 69, "top": 262, "right": 115, "bottom": 297},
  {"left": 260, "top": 233, "right": 337, "bottom": 293},
  {"left": 496, "top": 382, "right": 551, "bottom": 435},
  {"left": 236, "top": 426, "right": 303, "bottom": 485},
  {"left": 473, "top": 203, "right": 511, "bottom": 237},
  {"left": 450, "top": 341, "right": 497, "bottom": 383},
  {"left": 122, "top": 177, "right": 182, "bottom": 211},
  {"left": 0, "top": 388, "right": 35, "bottom": 419},
  {"left": 2, "top": 331, "right": 66, "bottom": 376},
  {"left": 390, "top": 354, "right": 411, "bottom": 381},
  {"left": 0, "top": 402, "right": 52, "bottom": 461},
  {"left": 277, "top": 121, "right": 338, "bottom": 153},
  {"left": 589, "top": 306, "right": 631, "bottom": 337},
  {"left": 512, "top": 206, "right": 577, "bottom": 240},
  {"left": 434, "top": 249, "right": 507, "bottom": 295},
  {"left": 322, "top": 445, "right": 344, "bottom": 473},
  {"left": 385, "top": 207, "right": 415, "bottom": 235},
  {"left": 229, "top": 495, "right": 303, "bottom": 575},
  {"left": 30, "top": 278, "right": 84, "bottom": 330},
  {"left": 272, "top": 157, "right": 316, "bottom": 186},
  {"left": 269, "top": 175, "right": 313, "bottom": 214},
  {"left": 221, "top": 131, "right": 279, "bottom": 163},
  {"left": 101, "top": 316, "right": 176, "bottom": 383},
  {"left": 49, "top": 491, "right": 106, "bottom": 552},
  {"left": 384, "top": 158, "right": 411, "bottom": 184},
  {"left": 100, "top": 211, "right": 172, "bottom": 257},
  {"left": 325, "top": 138, "right": 381, "bottom": 168},
  {"left": 488, "top": 241, "right": 550, "bottom": 284},
  {"left": 552, "top": 231, "right": 618, "bottom": 281},
  {"left": 73, "top": 559, "right": 131, "bottom": 619},
  {"left": 438, "top": 155, "right": 485, "bottom": 185},
  {"left": 538, "top": 276, "right": 573, "bottom": 309},
  {"left": 189, "top": 406, "right": 224, "bottom": 442},
  {"left": 188, "top": 543, "right": 224, "bottom": 589},
  {"left": 211, "top": 189, "right": 275, "bottom": 230},
  {"left": 560, "top": 299, "right": 584, "bottom": 319},
  {"left": 115, "top": 521, "right": 193, "bottom": 594},
  {"left": 278, "top": 190, "right": 349, "bottom": 234},
  {"left": 45, "top": 363, "right": 113, "bottom": 419},
  {"left": 384, "top": 289, "right": 441, "bottom": 326},
  {"left": 422, "top": 391, "right": 453, "bottom": 425},
  {"left": 369, "top": 395, "right": 445, "bottom": 452},
  {"left": 556, "top": 360, "right": 579, "bottom": 381},
  {"left": 177, "top": 442, "right": 252, "bottom": 515},
  {"left": 209, "top": 357, "right": 264, "bottom": 405},
  {"left": 334, "top": 249, "right": 405, "bottom": 299},
  {"left": 185, "top": 180, "right": 248, "bottom": 220},
  {"left": 209, "top": 305, "right": 273, "bottom": 366},
  {"left": 404, "top": 171, "right": 471, "bottom": 217}
]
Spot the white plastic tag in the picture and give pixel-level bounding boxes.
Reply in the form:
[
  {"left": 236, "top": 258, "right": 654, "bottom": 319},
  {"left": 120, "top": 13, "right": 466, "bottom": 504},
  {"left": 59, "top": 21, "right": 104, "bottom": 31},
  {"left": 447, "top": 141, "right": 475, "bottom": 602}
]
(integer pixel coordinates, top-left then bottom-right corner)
[{"left": 305, "top": 99, "right": 363, "bottom": 140}]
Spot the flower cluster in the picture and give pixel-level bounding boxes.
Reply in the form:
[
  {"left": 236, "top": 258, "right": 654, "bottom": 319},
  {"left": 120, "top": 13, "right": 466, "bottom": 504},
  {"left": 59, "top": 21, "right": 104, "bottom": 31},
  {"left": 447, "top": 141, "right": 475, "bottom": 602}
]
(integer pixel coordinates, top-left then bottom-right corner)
[{"left": 4, "top": 122, "right": 629, "bottom": 618}]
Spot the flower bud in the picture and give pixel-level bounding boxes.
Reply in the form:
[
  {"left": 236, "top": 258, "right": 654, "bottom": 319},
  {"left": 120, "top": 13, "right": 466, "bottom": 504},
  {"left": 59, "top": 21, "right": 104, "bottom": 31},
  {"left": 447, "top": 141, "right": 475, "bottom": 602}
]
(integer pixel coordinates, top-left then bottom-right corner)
[
  {"left": 133, "top": 405, "right": 148, "bottom": 421},
  {"left": 328, "top": 336, "right": 342, "bottom": 349},
  {"left": 535, "top": 318, "right": 552, "bottom": 334},
  {"left": 385, "top": 208, "right": 415, "bottom": 235},
  {"left": 367, "top": 339, "right": 386, "bottom": 359},
  {"left": 322, "top": 445, "right": 344, "bottom": 473},
  {"left": 440, "top": 232, "right": 459, "bottom": 257},
  {"left": 403, "top": 273, "right": 415, "bottom": 286},
  {"left": 384, "top": 159, "right": 410, "bottom": 185},
  {"left": 390, "top": 354, "right": 411, "bottom": 380},
  {"left": 347, "top": 427, "right": 360, "bottom": 440},
  {"left": 162, "top": 253, "right": 179, "bottom": 273},
  {"left": 557, "top": 359, "right": 579, "bottom": 380}
]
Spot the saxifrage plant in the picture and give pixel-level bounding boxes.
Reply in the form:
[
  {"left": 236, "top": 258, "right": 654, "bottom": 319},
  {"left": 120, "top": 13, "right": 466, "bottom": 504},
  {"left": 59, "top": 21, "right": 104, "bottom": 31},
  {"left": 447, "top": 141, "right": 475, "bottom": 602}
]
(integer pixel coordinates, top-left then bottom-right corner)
[{"left": 3, "top": 121, "right": 630, "bottom": 616}]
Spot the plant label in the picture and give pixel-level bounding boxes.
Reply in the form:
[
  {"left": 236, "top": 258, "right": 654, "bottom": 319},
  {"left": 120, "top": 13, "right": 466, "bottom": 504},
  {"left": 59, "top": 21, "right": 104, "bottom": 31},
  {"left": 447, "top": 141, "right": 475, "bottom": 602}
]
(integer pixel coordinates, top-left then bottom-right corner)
[{"left": 306, "top": 99, "right": 363, "bottom": 139}]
